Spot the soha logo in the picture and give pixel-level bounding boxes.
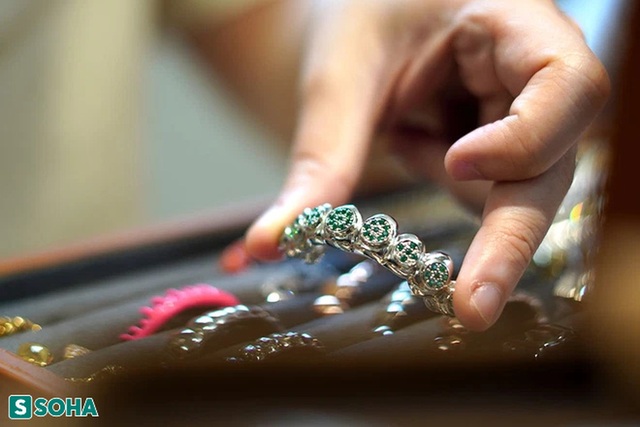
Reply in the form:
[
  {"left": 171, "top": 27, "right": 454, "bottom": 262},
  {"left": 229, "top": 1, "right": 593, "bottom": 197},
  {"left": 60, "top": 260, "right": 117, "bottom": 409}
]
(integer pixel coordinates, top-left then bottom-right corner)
[{"left": 8, "top": 395, "right": 99, "bottom": 420}]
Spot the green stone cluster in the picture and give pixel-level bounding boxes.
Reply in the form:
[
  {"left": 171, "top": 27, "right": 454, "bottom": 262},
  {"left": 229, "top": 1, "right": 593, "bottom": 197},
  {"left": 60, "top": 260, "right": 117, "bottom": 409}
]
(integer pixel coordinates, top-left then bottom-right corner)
[
  {"left": 423, "top": 262, "right": 449, "bottom": 289},
  {"left": 297, "top": 206, "right": 322, "bottom": 228},
  {"left": 303, "top": 206, "right": 323, "bottom": 228},
  {"left": 395, "top": 240, "right": 420, "bottom": 265},
  {"left": 362, "top": 217, "right": 391, "bottom": 245},
  {"left": 326, "top": 207, "right": 355, "bottom": 233}
]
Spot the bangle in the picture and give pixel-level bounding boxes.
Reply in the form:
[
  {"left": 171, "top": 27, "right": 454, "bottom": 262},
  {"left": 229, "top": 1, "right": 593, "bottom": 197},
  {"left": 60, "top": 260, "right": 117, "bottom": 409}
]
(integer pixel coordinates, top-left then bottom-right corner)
[{"left": 280, "top": 204, "right": 455, "bottom": 316}]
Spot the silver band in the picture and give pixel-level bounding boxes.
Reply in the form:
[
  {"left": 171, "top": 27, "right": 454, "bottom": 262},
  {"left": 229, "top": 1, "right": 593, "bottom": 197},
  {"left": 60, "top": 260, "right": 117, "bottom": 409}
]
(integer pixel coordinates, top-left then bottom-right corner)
[{"left": 280, "top": 204, "right": 456, "bottom": 316}]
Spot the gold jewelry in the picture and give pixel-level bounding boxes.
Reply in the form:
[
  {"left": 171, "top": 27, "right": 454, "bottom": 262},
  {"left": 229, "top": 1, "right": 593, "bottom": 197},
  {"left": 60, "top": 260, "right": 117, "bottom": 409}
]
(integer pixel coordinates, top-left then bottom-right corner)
[
  {"left": 16, "top": 342, "right": 53, "bottom": 367},
  {"left": 65, "top": 365, "right": 125, "bottom": 383},
  {"left": 63, "top": 344, "right": 92, "bottom": 360},
  {"left": 0, "top": 316, "right": 41, "bottom": 337}
]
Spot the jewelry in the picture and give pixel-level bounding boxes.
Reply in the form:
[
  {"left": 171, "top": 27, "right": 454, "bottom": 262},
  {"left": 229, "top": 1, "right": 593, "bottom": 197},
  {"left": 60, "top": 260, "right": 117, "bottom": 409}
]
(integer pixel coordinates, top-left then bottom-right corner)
[
  {"left": 228, "top": 332, "right": 325, "bottom": 363},
  {"left": 63, "top": 344, "right": 92, "bottom": 360},
  {"left": 314, "top": 260, "right": 376, "bottom": 315},
  {"left": 372, "top": 281, "right": 435, "bottom": 336},
  {"left": 16, "top": 342, "right": 53, "bottom": 367},
  {"left": 65, "top": 365, "right": 125, "bottom": 383},
  {"left": 168, "top": 305, "right": 283, "bottom": 359},
  {"left": 281, "top": 204, "right": 455, "bottom": 316},
  {"left": 260, "top": 258, "right": 341, "bottom": 303},
  {"left": 120, "top": 284, "right": 240, "bottom": 341},
  {"left": 0, "top": 316, "right": 41, "bottom": 337},
  {"left": 313, "top": 260, "right": 398, "bottom": 315}
]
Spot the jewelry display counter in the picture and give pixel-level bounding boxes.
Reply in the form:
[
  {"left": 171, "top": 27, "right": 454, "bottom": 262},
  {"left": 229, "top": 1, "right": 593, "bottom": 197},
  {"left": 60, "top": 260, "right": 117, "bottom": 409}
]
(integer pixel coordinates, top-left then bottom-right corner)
[{"left": 0, "top": 184, "right": 614, "bottom": 425}]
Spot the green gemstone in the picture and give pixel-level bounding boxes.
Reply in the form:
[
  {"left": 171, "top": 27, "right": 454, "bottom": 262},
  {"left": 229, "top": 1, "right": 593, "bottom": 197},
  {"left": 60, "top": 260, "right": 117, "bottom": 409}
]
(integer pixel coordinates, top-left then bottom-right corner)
[
  {"left": 303, "top": 206, "right": 323, "bottom": 228},
  {"left": 394, "top": 238, "right": 422, "bottom": 267},
  {"left": 362, "top": 216, "right": 392, "bottom": 245},
  {"left": 424, "top": 262, "right": 449, "bottom": 289},
  {"left": 326, "top": 207, "right": 356, "bottom": 233}
]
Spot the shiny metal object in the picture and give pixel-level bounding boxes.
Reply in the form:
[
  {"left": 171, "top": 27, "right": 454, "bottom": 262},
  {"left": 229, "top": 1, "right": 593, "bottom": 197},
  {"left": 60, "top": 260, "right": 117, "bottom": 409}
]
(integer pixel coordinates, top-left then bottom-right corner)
[
  {"left": 16, "top": 342, "right": 53, "bottom": 367},
  {"left": 228, "top": 331, "right": 324, "bottom": 363},
  {"left": 0, "top": 316, "right": 41, "bottom": 337},
  {"left": 65, "top": 365, "right": 125, "bottom": 383},
  {"left": 281, "top": 204, "right": 456, "bottom": 316},
  {"left": 168, "top": 305, "right": 283, "bottom": 359},
  {"left": 313, "top": 260, "right": 376, "bottom": 315},
  {"left": 63, "top": 344, "right": 92, "bottom": 360},
  {"left": 372, "top": 281, "right": 432, "bottom": 335}
]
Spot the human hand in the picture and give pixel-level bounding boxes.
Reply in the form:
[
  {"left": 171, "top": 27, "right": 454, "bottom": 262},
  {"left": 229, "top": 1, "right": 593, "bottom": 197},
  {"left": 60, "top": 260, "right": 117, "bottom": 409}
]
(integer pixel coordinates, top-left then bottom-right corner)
[{"left": 245, "top": 0, "right": 610, "bottom": 330}]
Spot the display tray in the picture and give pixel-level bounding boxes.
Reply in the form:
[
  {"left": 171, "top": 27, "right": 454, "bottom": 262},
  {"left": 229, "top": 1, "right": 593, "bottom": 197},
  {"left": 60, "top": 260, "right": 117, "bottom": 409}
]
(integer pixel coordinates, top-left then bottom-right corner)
[{"left": 0, "top": 188, "right": 618, "bottom": 425}]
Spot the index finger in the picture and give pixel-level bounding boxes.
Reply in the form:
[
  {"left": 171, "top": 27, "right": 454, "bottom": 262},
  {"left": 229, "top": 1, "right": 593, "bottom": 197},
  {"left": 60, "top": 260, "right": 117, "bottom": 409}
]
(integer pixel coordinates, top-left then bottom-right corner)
[
  {"left": 453, "top": 149, "right": 576, "bottom": 330},
  {"left": 245, "top": 3, "right": 391, "bottom": 260}
]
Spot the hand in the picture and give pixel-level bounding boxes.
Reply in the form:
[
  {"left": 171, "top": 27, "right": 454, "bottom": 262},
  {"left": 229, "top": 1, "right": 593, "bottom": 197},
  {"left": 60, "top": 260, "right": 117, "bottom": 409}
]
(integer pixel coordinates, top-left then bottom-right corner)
[{"left": 245, "top": 0, "right": 610, "bottom": 330}]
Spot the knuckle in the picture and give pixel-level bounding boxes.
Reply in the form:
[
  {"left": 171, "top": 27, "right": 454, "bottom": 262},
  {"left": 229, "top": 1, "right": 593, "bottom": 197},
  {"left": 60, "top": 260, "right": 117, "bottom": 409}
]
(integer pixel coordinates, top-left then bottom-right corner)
[
  {"left": 558, "top": 53, "right": 611, "bottom": 109},
  {"left": 453, "top": 6, "right": 494, "bottom": 50},
  {"left": 583, "top": 60, "right": 611, "bottom": 107},
  {"left": 455, "top": 3, "right": 492, "bottom": 29}
]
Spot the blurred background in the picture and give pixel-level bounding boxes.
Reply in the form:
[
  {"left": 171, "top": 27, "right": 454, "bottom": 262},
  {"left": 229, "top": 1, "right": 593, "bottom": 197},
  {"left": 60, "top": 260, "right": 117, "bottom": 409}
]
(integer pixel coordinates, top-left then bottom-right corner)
[{"left": 0, "top": 0, "right": 627, "bottom": 259}]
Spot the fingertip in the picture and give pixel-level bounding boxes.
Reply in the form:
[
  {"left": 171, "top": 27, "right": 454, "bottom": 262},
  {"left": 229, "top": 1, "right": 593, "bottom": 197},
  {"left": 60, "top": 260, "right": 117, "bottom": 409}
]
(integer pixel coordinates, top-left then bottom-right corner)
[
  {"left": 453, "top": 280, "right": 505, "bottom": 331},
  {"left": 444, "top": 137, "right": 483, "bottom": 181},
  {"left": 447, "top": 159, "right": 484, "bottom": 181},
  {"left": 245, "top": 207, "right": 288, "bottom": 262}
]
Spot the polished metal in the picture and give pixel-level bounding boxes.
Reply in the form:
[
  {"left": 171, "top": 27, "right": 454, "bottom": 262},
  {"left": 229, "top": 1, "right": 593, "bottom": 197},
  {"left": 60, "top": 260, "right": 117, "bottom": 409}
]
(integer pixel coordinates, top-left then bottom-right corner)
[
  {"left": 228, "top": 331, "right": 324, "bottom": 363},
  {"left": 168, "top": 304, "right": 283, "bottom": 359},
  {"left": 281, "top": 204, "right": 456, "bottom": 316}
]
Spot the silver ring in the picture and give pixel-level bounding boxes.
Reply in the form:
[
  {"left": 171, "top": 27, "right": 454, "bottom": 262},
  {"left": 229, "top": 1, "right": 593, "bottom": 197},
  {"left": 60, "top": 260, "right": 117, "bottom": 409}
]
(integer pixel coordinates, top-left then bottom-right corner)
[{"left": 280, "top": 204, "right": 456, "bottom": 316}]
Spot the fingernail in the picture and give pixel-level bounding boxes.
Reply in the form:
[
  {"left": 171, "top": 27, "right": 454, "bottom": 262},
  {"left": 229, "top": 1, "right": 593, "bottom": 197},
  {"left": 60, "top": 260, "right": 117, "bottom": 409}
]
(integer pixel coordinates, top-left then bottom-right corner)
[
  {"left": 452, "top": 161, "right": 483, "bottom": 180},
  {"left": 471, "top": 283, "right": 502, "bottom": 326}
]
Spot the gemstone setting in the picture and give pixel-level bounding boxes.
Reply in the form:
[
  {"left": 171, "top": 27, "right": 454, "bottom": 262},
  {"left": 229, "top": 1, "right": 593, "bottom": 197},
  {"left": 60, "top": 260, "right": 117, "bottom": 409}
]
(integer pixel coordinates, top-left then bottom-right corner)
[
  {"left": 422, "top": 261, "right": 450, "bottom": 290},
  {"left": 410, "top": 252, "right": 453, "bottom": 296},
  {"left": 324, "top": 205, "right": 361, "bottom": 240},
  {"left": 297, "top": 204, "right": 331, "bottom": 234},
  {"left": 387, "top": 234, "right": 424, "bottom": 273},
  {"left": 360, "top": 214, "right": 396, "bottom": 248}
]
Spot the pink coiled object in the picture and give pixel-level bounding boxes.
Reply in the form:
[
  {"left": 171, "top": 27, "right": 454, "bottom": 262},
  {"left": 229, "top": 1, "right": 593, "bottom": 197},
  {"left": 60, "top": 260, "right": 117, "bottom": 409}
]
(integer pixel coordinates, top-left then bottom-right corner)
[{"left": 120, "top": 284, "right": 240, "bottom": 341}]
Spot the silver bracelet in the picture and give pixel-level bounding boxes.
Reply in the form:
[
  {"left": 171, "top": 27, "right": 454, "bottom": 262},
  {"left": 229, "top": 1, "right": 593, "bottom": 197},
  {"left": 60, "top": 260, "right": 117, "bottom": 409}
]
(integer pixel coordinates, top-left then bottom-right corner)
[{"left": 280, "top": 204, "right": 456, "bottom": 316}]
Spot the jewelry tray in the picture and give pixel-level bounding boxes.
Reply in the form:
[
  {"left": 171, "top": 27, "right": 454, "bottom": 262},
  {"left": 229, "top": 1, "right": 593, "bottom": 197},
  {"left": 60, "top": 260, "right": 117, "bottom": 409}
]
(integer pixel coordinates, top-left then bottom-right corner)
[{"left": 0, "top": 187, "right": 602, "bottom": 425}]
